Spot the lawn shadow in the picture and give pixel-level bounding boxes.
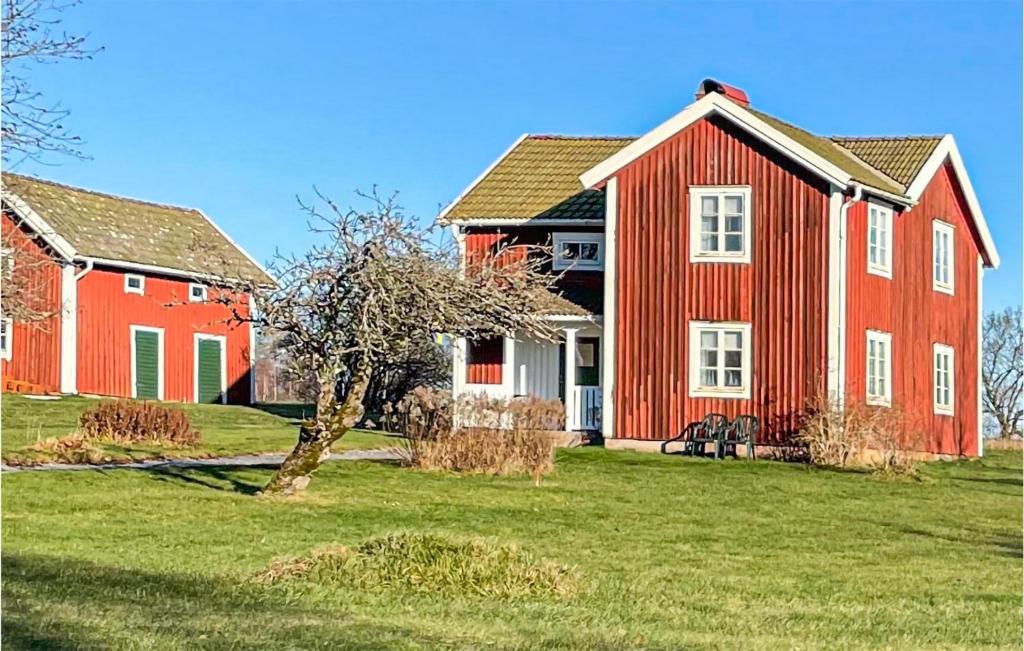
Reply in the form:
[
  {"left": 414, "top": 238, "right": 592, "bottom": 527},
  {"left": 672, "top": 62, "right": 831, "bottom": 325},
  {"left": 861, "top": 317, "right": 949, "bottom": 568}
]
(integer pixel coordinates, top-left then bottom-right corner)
[
  {"left": 145, "top": 465, "right": 271, "bottom": 495},
  {"left": 886, "top": 523, "right": 1023, "bottom": 559},
  {"left": 249, "top": 402, "right": 313, "bottom": 424}
]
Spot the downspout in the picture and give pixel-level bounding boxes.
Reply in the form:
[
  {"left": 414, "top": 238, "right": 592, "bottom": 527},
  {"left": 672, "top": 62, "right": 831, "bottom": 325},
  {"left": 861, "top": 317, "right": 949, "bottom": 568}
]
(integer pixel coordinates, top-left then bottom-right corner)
[
  {"left": 74, "top": 258, "right": 94, "bottom": 280},
  {"left": 835, "top": 184, "right": 862, "bottom": 406}
]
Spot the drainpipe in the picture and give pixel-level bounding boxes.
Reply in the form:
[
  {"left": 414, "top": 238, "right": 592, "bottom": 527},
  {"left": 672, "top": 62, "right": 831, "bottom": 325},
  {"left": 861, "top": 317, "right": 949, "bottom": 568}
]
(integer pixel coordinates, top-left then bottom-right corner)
[
  {"left": 834, "top": 184, "right": 862, "bottom": 407},
  {"left": 74, "top": 258, "right": 94, "bottom": 281}
]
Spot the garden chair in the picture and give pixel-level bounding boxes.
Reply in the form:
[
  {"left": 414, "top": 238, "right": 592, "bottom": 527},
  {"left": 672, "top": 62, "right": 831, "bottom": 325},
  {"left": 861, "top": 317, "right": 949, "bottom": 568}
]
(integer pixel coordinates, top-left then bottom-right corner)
[
  {"left": 721, "top": 414, "right": 759, "bottom": 460},
  {"left": 660, "top": 421, "right": 699, "bottom": 455},
  {"left": 690, "top": 413, "right": 728, "bottom": 458}
]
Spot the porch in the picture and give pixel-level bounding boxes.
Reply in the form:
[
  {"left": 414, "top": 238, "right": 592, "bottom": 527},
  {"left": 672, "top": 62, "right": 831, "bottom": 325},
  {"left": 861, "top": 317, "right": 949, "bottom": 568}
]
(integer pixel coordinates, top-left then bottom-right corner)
[{"left": 453, "top": 322, "right": 604, "bottom": 433}]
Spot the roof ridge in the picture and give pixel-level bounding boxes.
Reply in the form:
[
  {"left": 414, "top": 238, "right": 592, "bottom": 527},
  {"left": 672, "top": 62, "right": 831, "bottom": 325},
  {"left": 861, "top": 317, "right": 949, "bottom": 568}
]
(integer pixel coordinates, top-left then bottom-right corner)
[
  {"left": 830, "top": 135, "right": 944, "bottom": 142},
  {"left": 527, "top": 134, "right": 637, "bottom": 141},
  {"left": 1, "top": 172, "right": 200, "bottom": 215},
  {"left": 825, "top": 141, "right": 906, "bottom": 190}
]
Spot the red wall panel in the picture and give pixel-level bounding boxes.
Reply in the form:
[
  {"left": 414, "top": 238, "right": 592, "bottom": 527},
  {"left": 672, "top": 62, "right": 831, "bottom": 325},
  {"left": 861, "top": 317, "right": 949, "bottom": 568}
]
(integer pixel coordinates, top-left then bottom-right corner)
[
  {"left": 465, "top": 336, "right": 503, "bottom": 385},
  {"left": 845, "top": 162, "right": 981, "bottom": 455},
  {"left": 76, "top": 267, "right": 253, "bottom": 404},
  {"left": 0, "top": 212, "right": 62, "bottom": 392},
  {"left": 613, "top": 115, "right": 831, "bottom": 441}
]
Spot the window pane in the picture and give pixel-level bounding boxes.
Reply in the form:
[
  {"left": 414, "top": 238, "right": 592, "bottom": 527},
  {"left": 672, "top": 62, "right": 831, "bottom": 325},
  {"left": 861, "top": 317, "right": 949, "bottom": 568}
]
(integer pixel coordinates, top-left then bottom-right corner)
[
  {"left": 725, "top": 215, "right": 743, "bottom": 233},
  {"left": 700, "top": 331, "right": 718, "bottom": 349},
  {"left": 724, "top": 195, "right": 743, "bottom": 214},
  {"left": 559, "top": 243, "right": 576, "bottom": 260},
  {"left": 724, "top": 234, "right": 742, "bottom": 252},
  {"left": 701, "top": 214, "right": 718, "bottom": 234},
  {"left": 725, "top": 370, "right": 742, "bottom": 387},
  {"left": 701, "top": 196, "right": 718, "bottom": 215},
  {"left": 724, "top": 350, "right": 741, "bottom": 369},
  {"left": 579, "top": 243, "right": 599, "bottom": 260},
  {"left": 701, "top": 350, "right": 718, "bottom": 369},
  {"left": 724, "top": 331, "right": 742, "bottom": 349},
  {"left": 700, "top": 234, "right": 719, "bottom": 252},
  {"left": 701, "top": 369, "right": 718, "bottom": 387}
]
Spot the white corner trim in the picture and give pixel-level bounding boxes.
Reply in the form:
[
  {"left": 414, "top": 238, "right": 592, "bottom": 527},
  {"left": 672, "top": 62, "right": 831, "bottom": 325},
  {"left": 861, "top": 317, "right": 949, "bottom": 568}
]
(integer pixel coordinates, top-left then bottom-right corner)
[
  {"left": 826, "top": 187, "right": 847, "bottom": 405},
  {"left": 1, "top": 190, "right": 77, "bottom": 261},
  {"left": 438, "top": 133, "right": 530, "bottom": 223},
  {"left": 977, "top": 257, "right": 984, "bottom": 456},
  {"left": 905, "top": 134, "right": 999, "bottom": 269},
  {"left": 193, "top": 333, "right": 228, "bottom": 404},
  {"left": 601, "top": 178, "right": 617, "bottom": 438},
  {"left": 501, "top": 334, "right": 516, "bottom": 398},
  {"left": 580, "top": 94, "right": 854, "bottom": 191},
  {"left": 129, "top": 325, "right": 165, "bottom": 400},
  {"left": 59, "top": 264, "right": 78, "bottom": 394},
  {"left": 687, "top": 320, "right": 753, "bottom": 400},
  {"left": 248, "top": 315, "right": 257, "bottom": 404}
]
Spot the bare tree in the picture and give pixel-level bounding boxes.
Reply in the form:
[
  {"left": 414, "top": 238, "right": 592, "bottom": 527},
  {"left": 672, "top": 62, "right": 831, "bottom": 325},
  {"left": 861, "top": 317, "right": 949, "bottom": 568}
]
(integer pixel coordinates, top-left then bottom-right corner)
[
  {"left": 2, "top": 0, "right": 101, "bottom": 165},
  {"left": 215, "top": 189, "right": 560, "bottom": 495},
  {"left": 982, "top": 306, "right": 1023, "bottom": 439},
  {"left": 1, "top": 217, "right": 60, "bottom": 325}
]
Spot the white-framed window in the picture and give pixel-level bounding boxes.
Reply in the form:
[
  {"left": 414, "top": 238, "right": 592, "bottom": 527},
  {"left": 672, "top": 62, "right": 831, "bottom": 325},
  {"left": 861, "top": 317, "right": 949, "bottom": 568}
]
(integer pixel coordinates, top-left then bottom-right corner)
[
  {"left": 189, "top": 283, "right": 208, "bottom": 302},
  {"left": 689, "top": 186, "right": 752, "bottom": 263},
  {"left": 866, "top": 330, "right": 892, "bottom": 406},
  {"left": 552, "top": 232, "right": 603, "bottom": 271},
  {"left": 124, "top": 273, "right": 145, "bottom": 295},
  {"left": 933, "top": 343, "right": 954, "bottom": 415},
  {"left": 688, "top": 321, "right": 752, "bottom": 399},
  {"left": 932, "top": 220, "right": 954, "bottom": 295},
  {"left": 867, "top": 200, "right": 893, "bottom": 278},
  {"left": 0, "top": 317, "right": 12, "bottom": 360}
]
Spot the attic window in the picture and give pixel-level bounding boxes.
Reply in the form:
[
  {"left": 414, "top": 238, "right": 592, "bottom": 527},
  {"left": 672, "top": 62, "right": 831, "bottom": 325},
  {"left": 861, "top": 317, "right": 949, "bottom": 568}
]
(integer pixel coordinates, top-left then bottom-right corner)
[
  {"left": 189, "top": 283, "right": 208, "bottom": 303},
  {"left": 124, "top": 274, "right": 145, "bottom": 295}
]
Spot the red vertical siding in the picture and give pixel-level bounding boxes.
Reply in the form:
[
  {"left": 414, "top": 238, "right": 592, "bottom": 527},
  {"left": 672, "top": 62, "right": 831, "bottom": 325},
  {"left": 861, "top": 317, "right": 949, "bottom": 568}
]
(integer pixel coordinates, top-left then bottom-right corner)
[
  {"left": 0, "top": 212, "right": 62, "bottom": 392},
  {"left": 465, "top": 336, "right": 503, "bottom": 385},
  {"left": 76, "top": 267, "right": 253, "bottom": 404},
  {"left": 613, "top": 115, "right": 831, "bottom": 441},
  {"left": 845, "top": 162, "right": 980, "bottom": 455}
]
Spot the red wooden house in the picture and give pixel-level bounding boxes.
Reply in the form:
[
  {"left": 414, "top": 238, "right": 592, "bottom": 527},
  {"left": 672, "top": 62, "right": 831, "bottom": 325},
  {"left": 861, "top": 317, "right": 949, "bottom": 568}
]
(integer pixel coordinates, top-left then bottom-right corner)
[
  {"left": 441, "top": 79, "right": 999, "bottom": 457},
  {"left": 1, "top": 174, "right": 272, "bottom": 404}
]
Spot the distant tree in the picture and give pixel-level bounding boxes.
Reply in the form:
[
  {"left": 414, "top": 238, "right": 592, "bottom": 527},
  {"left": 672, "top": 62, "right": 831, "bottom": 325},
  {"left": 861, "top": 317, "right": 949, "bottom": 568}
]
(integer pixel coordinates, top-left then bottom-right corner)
[
  {"left": 215, "top": 189, "right": 559, "bottom": 495},
  {"left": 1, "top": 0, "right": 101, "bottom": 164},
  {"left": 982, "top": 307, "right": 1023, "bottom": 439}
]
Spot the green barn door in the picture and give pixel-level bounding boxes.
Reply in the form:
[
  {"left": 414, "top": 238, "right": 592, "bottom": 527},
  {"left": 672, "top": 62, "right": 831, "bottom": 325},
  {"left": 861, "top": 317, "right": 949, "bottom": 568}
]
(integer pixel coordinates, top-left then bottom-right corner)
[
  {"left": 134, "top": 330, "right": 160, "bottom": 400},
  {"left": 196, "top": 338, "right": 224, "bottom": 403}
]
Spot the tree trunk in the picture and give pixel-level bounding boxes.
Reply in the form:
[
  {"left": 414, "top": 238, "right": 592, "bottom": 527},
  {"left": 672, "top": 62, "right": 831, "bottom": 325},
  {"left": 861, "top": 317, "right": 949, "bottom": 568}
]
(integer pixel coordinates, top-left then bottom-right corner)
[{"left": 261, "top": 356, "right": 373, "bottom": 496}]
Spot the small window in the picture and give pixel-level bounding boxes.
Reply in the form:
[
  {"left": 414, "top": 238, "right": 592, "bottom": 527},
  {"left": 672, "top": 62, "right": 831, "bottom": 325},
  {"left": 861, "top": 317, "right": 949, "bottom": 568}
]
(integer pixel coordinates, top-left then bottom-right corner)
[
  {"left": 552, "top": 233, "right": 603, "bottom": 271},
  {"left": 0, "top": 318, "right": 11, "bottom": 360},
  {"left": 933, "top": 220, "right": 954, "bottom": 295},
  {"left": 867, "top": 201, "right": 893, "bottom": 278},
  {"left": 124, "top": 274, "right": 145, "bottom": 295},
  {"left": 688, "top": 321, "right": 752, "bottom": 399},
  {"left": 933, "top": 343, "right": 954, "bottom": 415},
  {"left": 689, "top": 187, "right": 752, "bottom": 263},
  {"left": 189, "top": 283, "right": 208, "bottom": 303},
  {"left": 866, "top": 330, "right": 892, "bottom": 406}
]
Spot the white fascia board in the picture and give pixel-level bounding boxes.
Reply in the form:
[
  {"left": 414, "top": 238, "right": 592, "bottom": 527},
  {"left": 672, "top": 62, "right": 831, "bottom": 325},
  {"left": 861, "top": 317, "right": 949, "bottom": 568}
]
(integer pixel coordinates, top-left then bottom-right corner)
[
  {"left": 77, "top": 255, "right": 270, "bottom": 288},
  {"left": 438, "top": 133, "right": 530, "bottom": 224},
  {"left": 905, "top": 134, "right": 999, "bottom": 269},
  {"left": 580, "top": 94, "right": 853, "bottom": 190},
  {"left": 1, "top": 190, "right": 77, "bottom": 261},
  {"left": 450, "top": 218, "right": 605, "bottom": 227}
]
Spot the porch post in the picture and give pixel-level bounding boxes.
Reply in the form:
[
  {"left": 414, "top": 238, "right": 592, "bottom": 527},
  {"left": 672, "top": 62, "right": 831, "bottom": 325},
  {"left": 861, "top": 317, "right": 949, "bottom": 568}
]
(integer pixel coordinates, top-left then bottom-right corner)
[
  {"left": 564, "top": 327, "right": 578, "bottom": 431},
  {"left": 502, "top": 334, "right": 516, "bottom": 398}
]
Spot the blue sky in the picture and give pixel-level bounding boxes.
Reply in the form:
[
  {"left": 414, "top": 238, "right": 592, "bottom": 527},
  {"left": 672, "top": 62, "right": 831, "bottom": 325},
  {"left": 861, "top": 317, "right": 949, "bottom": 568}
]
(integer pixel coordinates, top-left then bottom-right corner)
[{"left": 13, "top": 0, "right": 1022, "bottom": 310}]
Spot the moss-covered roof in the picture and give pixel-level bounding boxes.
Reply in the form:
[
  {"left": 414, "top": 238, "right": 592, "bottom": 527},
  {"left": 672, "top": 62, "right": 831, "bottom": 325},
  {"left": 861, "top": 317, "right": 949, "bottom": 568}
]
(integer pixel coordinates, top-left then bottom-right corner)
[
  {"left": 830, "top": 136, "right": 943, "bottom": 188},
  {"left": 2, "top": 173, "right": 271, "bottom": 284},
  {"left": 537, "top": 285, "right": 602, "bottom": 317},
  {"left": 442, "top": 136, "right": 635, "bottom": 222}
]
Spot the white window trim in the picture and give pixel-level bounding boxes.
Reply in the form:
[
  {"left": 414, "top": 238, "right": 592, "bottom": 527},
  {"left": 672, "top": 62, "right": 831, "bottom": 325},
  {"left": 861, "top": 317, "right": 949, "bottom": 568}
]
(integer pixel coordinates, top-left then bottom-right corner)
[
  {"left": 124, "top": 273, "right": 145, "bottom": 295},
  {"left": 932, "top": 220, "right": 955, "bottom": 295},
  {"left": 189, "top": 282, "right": 208, "bottom": 303},
  {"left": 688, "top": 186, "right": 753, "bottom": 264},
  {"left": 933, "top": 343, "right": 955, "bottom": 416},
  {"left": 193, "top": 333, "right": 228, "bottom": 404},
  {"left": 1, "top": 317, "right": 13, "bottom": 361},
  {"left": 687, "top": 320, "right": 753, "bottom": 399},
  {"left": 866, "top": 200, "right": 894, "bottom": 279},
  {"left": 552, "top": 232, "right": 603, "bottom": 271},
  {"left": 865, "top": 330, "right": 892, "bottom": 407},
  {"left": 129, "top": 325, "right": 165, "bottom": 400}
]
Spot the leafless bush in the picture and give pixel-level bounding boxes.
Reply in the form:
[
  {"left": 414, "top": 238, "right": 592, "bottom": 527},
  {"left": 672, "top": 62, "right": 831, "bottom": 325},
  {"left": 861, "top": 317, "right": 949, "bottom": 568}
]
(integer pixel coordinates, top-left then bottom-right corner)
[
  {"left": 384, "top": 388, "right": 563, "bottom": 482},
  {"left": 78, "top": 400, "right": 201, "bottom": 446},
  {"left": 798, "top": 392, "right": 919, "bottom": 476}
]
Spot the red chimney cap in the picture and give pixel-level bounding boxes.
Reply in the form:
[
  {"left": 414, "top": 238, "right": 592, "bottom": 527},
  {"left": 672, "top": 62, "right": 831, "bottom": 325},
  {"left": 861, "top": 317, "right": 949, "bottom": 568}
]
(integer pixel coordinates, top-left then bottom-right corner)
[{"left": 695, "top": 78, "right": 750, "bottom": 107}]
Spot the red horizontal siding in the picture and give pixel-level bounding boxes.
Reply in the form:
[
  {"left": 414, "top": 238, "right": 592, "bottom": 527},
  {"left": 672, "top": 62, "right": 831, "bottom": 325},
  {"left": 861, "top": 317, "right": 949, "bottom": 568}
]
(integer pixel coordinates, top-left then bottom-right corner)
[
  {"left": 76, "top": 267, "right": 252, "bottom": 404},
  {"left": 845, "top": 162, "right": 980, "bottom": 455},
  {"left": 613, "top": 115, "right": 830, "bottom": 441}
]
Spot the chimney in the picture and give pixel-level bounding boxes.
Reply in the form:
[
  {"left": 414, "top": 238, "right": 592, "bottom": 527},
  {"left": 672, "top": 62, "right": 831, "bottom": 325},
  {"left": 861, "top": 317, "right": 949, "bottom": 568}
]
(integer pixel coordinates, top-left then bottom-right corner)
[{"left": 694, "top": 78, "right": 750, "bottom": 107}]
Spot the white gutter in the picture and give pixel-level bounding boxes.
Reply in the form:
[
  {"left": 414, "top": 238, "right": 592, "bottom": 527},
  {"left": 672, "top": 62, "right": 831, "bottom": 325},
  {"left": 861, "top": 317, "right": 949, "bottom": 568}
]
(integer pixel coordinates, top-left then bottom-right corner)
[{"left": 74, "top": 258, "right": 94, "bottom": 281}]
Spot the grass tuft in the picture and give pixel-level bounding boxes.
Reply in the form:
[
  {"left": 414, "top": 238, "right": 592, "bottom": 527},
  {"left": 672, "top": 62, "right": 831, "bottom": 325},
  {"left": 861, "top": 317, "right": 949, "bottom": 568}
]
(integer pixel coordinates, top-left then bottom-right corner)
[{"left": 255, "top": 532, "right": 580, "bottom": 599}]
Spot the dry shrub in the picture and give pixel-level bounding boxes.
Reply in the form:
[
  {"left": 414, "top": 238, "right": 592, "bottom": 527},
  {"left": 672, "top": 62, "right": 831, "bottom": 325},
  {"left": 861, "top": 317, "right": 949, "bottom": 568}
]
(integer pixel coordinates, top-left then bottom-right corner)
[
  {"left": 254, "top": 532, "right": 580, "bottom": 600},
  {"left": 29, "top": 433, "right": 106, "bottom": 465},
  {"left": 798, "top": 392, "right": 920, "bottom": 476},
  {"left": 78, "top": 400, "right": 201, "bottom": 446},
  {"left": 986, "top": 438, "right": 1024, "bottom": 451},
  {"left": 384, "top": 387, "right": 562, "bottom": 481}
]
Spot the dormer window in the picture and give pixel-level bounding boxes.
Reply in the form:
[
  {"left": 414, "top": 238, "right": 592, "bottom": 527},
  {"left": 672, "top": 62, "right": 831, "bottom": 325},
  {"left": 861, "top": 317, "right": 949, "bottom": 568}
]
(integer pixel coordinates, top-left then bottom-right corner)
[
  {"left": 552, "top": 233, "right": 603, "bottom": 271},
  {"left": 189, "top": 283, "right": 208, "bottom": 302},
  {"left": 124, "top": 274, "right": 145, "bottom": 295},
  {"left": 689, "top": 186, "right": 752, "bottom": 263}
]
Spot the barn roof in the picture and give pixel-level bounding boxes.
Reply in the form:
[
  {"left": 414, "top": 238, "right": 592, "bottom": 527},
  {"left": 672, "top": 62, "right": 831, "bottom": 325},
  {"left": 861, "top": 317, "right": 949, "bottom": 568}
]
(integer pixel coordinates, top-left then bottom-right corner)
[{"left": 1, "top": 173, "right": 271, "bottom": 284}]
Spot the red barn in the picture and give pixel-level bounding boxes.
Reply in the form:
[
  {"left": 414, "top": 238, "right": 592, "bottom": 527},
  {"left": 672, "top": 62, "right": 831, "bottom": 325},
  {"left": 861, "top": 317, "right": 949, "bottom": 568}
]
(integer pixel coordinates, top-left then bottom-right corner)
[
  {"left": 441, "top": 79, "right": 999, "bottom": 457},
  {"left": 1, "top": 174, "right": 272, "bottom": 404}
]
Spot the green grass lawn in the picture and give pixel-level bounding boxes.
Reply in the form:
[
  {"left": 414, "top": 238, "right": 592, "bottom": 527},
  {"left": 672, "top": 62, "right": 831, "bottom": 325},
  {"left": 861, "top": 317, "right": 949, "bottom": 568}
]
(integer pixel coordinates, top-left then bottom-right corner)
[
  {"left": 2, "top": 446, "right": 1020, "bottom": 649},
  {"left": 1, "top": 394, "right": 394, "bottom": 464}
]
